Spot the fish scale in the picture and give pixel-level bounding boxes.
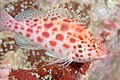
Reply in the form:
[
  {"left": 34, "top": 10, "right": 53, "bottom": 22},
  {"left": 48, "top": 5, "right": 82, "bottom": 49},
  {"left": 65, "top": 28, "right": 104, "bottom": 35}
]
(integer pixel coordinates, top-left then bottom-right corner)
[{"left": 0, "top": 5, "right": 108, "bottom": 67}]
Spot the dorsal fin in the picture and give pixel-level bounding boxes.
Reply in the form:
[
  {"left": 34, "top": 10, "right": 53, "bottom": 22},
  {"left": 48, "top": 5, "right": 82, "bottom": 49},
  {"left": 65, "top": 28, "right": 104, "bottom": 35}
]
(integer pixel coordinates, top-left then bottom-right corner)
[
  {"left": 43, "top": 4, "right": 73, "bottom": 21},
  {"left": 14, "top": 8, "right": 43, "bottom": 22},
  {"left": 43, "top": 4, "right": 89, "bottom": 27}
]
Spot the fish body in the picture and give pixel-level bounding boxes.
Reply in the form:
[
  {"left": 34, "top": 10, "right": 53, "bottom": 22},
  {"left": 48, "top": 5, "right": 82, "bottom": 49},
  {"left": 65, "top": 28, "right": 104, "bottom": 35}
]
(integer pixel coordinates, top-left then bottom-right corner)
[{"left": 0, "top": 6, "right": 108, "bottom": 67}]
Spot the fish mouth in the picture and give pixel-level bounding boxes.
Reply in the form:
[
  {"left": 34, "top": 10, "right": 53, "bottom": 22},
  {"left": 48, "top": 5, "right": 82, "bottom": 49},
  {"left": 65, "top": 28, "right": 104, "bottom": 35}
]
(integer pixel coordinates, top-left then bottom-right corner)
[{"left": 95, "top": 47, "right": 108, "bottom": 59}]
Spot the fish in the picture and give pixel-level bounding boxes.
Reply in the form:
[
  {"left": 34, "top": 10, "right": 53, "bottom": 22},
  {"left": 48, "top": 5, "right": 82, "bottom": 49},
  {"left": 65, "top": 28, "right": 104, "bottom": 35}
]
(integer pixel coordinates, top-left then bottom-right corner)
[{"left": 0, "top": 5, "right": 108, "bottom": 67}]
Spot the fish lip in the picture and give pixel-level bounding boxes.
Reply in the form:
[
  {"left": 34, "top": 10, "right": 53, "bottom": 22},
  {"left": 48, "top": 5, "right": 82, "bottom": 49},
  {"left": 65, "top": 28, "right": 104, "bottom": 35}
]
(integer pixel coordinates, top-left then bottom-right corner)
[
  {"left": 95, "top": 47, "right": 109, "bottom": 59},
  {"left": 98, "top": 47, "right": 108, "bottom": 55}
]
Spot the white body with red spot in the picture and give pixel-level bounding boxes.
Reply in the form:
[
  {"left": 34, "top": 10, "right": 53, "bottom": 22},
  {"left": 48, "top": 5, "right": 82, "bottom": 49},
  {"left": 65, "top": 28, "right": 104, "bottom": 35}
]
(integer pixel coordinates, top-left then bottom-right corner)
[{"left": 0, "top": 6, "right": 108, "bottom": 67}]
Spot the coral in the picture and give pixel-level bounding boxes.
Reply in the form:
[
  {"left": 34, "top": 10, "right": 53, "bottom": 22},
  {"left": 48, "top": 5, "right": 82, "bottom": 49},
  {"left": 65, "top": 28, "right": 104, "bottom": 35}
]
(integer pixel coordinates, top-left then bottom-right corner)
[
  {"left": 9, "top": 61, "right": 91, "bottom": 80},
  {"left": 0, "top": 66, "right": 10, "bottom": 80},
  {"left": 0, "top": 49, "right": 31, "bottom": 69},
  {"left": 0, "top": 36, "right": 16, "bottom": 54},
  {"left": 4, "top": 0, "right": 39, "bottom": 17},
  {"left": 27, "top": 50, "right": 46, "bottom": 66},
  {"left": 9, "top": 69, "right": 37, "bottom": 80}
]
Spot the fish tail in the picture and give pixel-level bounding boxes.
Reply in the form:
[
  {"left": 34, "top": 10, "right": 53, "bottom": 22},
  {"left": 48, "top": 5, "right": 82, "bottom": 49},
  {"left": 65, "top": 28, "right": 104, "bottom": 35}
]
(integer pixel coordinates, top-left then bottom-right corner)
[{"left": 0, "top": 5, "right": 15, "bottom": 31}]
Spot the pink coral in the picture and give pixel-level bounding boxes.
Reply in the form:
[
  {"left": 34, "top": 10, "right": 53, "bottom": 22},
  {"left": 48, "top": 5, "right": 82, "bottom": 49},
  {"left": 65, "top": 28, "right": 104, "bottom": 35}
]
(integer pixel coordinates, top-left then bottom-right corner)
[
  {"left": 0, "top": 66, "right": 10, "bottom": 80},
  {"left": 99, "top": 19, "right": 118, "bottom": 41}
]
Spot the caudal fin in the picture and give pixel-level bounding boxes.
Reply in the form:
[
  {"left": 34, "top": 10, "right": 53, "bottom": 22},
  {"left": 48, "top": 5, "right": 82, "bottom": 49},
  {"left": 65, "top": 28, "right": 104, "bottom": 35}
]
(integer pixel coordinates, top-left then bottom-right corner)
[{"left": 0, "top": 5, "right": 15, "bottom": 31}]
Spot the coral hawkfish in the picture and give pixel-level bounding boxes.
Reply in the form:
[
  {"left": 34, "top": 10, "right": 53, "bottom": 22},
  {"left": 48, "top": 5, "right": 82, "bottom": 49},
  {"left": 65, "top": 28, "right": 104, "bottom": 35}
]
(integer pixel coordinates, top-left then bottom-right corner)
[{"left": 0, "top": 5, "right": 108, "bottom": 67}]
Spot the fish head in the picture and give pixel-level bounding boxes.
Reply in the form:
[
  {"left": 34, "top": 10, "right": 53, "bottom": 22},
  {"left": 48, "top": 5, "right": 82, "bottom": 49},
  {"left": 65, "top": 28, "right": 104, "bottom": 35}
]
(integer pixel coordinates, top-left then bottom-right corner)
[
  {"left": 71, "top": 38, "right": 108, "bottom": 62},
  {"left": 89, "top": 38, "right": 108, "bottom": 60}
]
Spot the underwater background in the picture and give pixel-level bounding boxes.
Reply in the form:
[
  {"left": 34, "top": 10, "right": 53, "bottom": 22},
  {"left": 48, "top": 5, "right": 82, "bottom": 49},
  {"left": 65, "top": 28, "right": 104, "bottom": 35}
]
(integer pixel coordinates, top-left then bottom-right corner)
[{"left": 0, "top": 0, "right": 120, "bottom": 80}]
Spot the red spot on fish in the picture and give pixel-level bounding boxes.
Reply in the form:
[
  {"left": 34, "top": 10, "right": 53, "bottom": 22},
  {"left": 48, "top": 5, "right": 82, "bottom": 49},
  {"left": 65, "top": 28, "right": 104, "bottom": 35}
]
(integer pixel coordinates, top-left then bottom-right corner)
[
  {"left": 79, "top": 50, "right": 83, "bottom": 53},
  {"left": 58, "top": 16, "right": 61, "bottom": 18},
  {"left": 37, "top": 36, "right": 43, "bottom": 43},
  {"left": 51, "top": 17, "right": 57, "bottom": 20},
  {"left": 26, "top": 33, "right": 31, "bottom": 37},
  {"left": 37, "top": 26, "right": 42, "bottom": 29},
  {"left": 76, "top": 19, "right": 79, "bottom": 21},
  {"left": 19, "top": 32, "right": 23, "bottom": 35},
  {"left": 52, "top": 32, "right": 54, "bottom": 35},
  {"left": 34, "top": 19, "right": 39, "bottom": 22},
  {"left": 33, "top": 23, "right": 37, "bottom": 26},
  {"left": 26, "top": 20, "right": 29, "bottom": 22},
  {"left": 73, "top": 46, "right": 76, "bottom": 49},
  {"left": 45, "top": 44, "right": 48, "bottom": 48},
  {"left": 72, "top": 57, "right": 75, "bottom": 59},
  {"left": 43, "top": 18, "right": 48, "bottom": 21},
  {"left": 26, "top": 23, "right": 29, "bottom": 26},
  {"left": 61, "top": 23, "right": 69, "bottom": 31},
  {"left": 31, "top": 23, "right": 37, "bottom": 28},
  {"left": 9, "top": 25, "right": 11, "bottom": 28},
  {"left": 84, "top": 48, "right": 86, "bottom": 51},
  {"left": 76, "top": 28, "right": 83, "bottom": 32},
  {"left": 75, "top": 53, "right": 79, "bottom": 57},
  {"left": 42, "top": 32, "right": 50, "bottom": 38},
  {"left": 84, "top": 34, "right": 88, "bottom": 38},
  {"left": 31, "top": 39, "right": 34, "bottom": 42},
  {"left": 44, "top": 22, "right": 54, "bottom": 29},
  {"left": 89, "top": 49, "right": 92, "bottom": 51},
  {"left": 64, "top": 6, "right": 67, "bottom": 8},
  {"left": 90, "top": 33, "right": 92, "bottom": 37},
  {"left": 52, "top": 27, "right": 58, "bottom": 31},
  {"left": 52, "top": 14, "right": 54, "bottom": 16},
  {"left": 88, "top": 57, "right": 91, "bottom": 60},
  {"left": 59, "top": 49, "right": 62, "bottom": 55},
  {"left": 80, "top": 55, "right": 83, "bottom": 57},
  {"left": 52, "top": 49, "right": 54, "bottom": 51},
  {"left": 88, "top": 53, "right": 91, "bottom": 56},
  {"left": 56, "top": 34, "right": 64, "bottom": 41},
  {"left": 27, "top": 28, "right": 33, "bottom": 33},
  {"left": 36, "top": 30, "right": 39, "bottom": 34},
  {"left": 73, "top": 34, "right": 76, "bottom": 37},
  {"left": 6, "top": 22, "right": 8, "bottom": 24},
  {"left": 78, "top": 35, "right": 83, "bottom": 40},
  {"left": 81, "top": 41, "right": 84, "bottom": 43},
  {"left": 67, "top": 32, "right": 72, "bottom": 35},
  {"left": 9, "top": 20, "right": 12, "bottom": 22},
  {"left": 14, "top": 26, "right": 18, "bottom": 29},
  {"left": 70, "top": 38, "right": 76, "bottom": 43},
  {"left": 49, "top": 41, "right": 57, "bottom": 47},
  {"left": 63, "top": 44, "right": 70, "bottom": 49},
  {"left": 20, "top": 27, "right": 25, "bottom": 30},
  {"left": 30, "top": 25, "right": 34, "bottom": 28},
  {"left": 63, "top": 19, "right": 71, "bottom": 23},
  {"left": 15, "top": 23, "right": 19, "bottom": 25}
]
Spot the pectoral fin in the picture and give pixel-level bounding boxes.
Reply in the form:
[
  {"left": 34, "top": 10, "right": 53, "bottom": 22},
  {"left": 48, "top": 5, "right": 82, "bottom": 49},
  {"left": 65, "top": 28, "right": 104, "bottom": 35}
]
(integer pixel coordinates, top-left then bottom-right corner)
[{"left": 14, "top": 33, "right": 42, "bottom": 50}]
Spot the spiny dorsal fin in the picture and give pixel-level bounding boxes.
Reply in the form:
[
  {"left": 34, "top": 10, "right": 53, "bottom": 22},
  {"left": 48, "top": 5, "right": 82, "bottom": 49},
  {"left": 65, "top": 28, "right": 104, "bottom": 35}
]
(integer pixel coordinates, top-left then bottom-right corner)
[
  {"left": 43, "top": 4, "right": 89, "bottom": 27},
  {"left": 43, "top": 4, "right": 73, "bottom": 20},
  {"left": 14, "top": 8, "right": 43, "bottom": 22}
]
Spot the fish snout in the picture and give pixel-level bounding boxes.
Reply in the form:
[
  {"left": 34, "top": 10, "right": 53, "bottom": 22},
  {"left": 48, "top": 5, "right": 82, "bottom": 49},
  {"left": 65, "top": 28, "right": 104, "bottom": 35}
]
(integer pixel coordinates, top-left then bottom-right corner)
[{"left": 95, "top": 47, "right": 108, "bottom": 59}]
